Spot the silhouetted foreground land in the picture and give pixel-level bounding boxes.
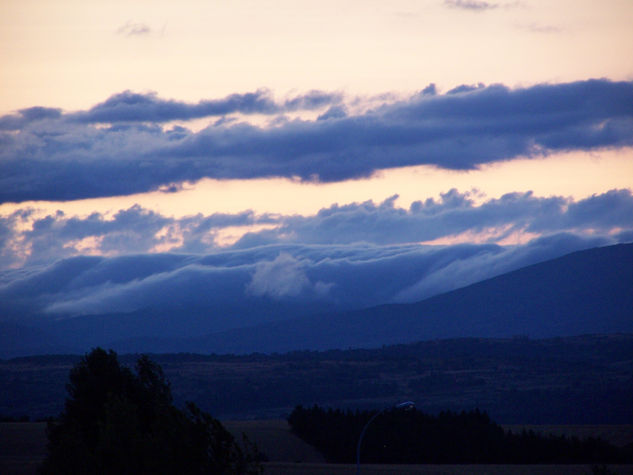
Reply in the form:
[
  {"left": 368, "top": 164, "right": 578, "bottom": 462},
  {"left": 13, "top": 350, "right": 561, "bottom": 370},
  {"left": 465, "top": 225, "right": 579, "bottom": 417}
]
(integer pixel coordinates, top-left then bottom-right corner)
[
  {"left": 261, "top": 464, "right": 633, "bottom": 474},
  {"left": 2, "top": 334, "right": 632, "bottom": 423},
  {"left": 2, "top": 342, "right": 633, "bottom": 474},
  {"left": 288, "top": 405, "right": 633, "bottom": 464},
  {"left": 0, "top": 420, "right": 323, "bottom": 474},
  {"left": 2, "top": 422, "right": 632, "bottom": 475}
]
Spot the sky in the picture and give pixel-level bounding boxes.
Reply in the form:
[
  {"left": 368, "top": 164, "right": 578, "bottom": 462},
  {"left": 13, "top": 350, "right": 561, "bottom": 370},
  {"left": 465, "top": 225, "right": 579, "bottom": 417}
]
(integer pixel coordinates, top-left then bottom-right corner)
[{"left": 0, "top": 0, "right": 632, "bottom": 329}]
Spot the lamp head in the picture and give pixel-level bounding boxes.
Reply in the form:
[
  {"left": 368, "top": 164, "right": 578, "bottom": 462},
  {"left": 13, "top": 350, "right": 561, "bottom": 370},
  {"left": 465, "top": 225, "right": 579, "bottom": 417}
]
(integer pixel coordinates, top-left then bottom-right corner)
[{"left": 395, "top": 401, "right": 415, "bottom": 410}]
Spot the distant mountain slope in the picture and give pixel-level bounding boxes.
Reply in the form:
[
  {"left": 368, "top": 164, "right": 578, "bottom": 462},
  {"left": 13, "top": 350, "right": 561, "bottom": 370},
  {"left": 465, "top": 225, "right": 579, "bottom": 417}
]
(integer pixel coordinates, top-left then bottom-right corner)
[
  {"left": 0, "top": 321, "right": 78, "bottom": 358},
  {"left": 125, "top": 242, "right": 632, "bottom": 354},
  {"left": 3, "top": 243, "right": 631, "bottom": 357}
]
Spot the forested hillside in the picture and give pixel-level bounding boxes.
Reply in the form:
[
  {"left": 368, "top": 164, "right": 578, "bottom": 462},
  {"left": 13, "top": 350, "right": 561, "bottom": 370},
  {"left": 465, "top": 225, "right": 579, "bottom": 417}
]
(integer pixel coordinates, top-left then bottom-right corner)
[{"left": 2, "top": 334, "right": 632, "bottom": 424}]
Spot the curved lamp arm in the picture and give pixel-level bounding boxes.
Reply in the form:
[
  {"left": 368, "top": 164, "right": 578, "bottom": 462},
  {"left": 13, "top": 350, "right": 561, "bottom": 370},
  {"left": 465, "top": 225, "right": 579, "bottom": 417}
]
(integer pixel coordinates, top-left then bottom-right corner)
[{"left": 355, "top": 401, "right": 415, "bottom": 475}]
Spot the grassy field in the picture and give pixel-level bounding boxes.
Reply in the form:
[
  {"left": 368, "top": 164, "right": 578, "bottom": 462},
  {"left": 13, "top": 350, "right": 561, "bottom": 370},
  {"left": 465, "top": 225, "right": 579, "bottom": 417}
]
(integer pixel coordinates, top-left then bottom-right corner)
[{"left": 2, "top": 421, "right": 632, "bottom": 475}]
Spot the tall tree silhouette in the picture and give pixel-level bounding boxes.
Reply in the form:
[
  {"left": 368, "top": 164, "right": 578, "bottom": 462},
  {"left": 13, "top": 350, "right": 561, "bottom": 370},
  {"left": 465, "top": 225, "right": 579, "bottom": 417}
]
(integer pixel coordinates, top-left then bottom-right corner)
[{"left": 40, "top": 348, "right": 262, "bottom": 474}]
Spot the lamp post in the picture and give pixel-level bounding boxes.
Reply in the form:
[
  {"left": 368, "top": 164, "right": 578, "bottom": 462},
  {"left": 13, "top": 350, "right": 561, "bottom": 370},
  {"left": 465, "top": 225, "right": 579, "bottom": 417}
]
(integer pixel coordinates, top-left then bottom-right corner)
[{"left": 355, "top": 401, "right": 415, "bottom": 475}]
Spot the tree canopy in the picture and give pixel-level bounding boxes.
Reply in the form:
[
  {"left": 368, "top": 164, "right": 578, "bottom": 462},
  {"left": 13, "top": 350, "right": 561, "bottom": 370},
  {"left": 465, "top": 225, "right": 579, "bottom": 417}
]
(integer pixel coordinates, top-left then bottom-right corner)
[{"left": 40, "top": 348, "right": 262, "bottom": 474}]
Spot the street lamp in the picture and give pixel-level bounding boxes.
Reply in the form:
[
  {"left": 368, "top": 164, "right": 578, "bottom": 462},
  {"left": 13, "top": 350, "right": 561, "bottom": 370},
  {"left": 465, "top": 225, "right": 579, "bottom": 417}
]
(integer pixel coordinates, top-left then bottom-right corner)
[{"left": 355, "top": 401, "right": 415, "bottom": 475}]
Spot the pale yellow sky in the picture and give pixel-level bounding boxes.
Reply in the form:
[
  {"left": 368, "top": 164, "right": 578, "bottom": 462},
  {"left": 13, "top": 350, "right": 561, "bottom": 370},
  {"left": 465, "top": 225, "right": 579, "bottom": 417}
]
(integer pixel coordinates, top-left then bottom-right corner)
[{"left": 1, "top": 0, "right": 632, "bottom": 113}]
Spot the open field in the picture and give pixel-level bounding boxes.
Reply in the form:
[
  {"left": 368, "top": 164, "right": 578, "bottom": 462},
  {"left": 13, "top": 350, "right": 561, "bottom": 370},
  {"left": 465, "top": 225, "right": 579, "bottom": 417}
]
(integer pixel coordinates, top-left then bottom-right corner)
[
  {"left": 503, "top": 425, "right": 633, "bottom": 448},
  {"left": 2, "top": 421, "right": 632, "bottom": 475},
  {"left": 262, "top": 463, "right": 633, "bottom": 474},
  {"left": 0, "top": 423, "right": 47, "bottom": 475},
  {"left": 223, "top": 419, "right": 325, "bottom": 463},
  {"left": 0, "top": 420, "right": 326, "bottom": 474}
]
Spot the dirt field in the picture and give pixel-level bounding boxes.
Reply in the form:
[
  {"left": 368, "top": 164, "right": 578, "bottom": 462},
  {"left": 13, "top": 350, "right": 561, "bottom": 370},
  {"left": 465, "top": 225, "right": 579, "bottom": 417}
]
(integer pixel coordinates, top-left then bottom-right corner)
[
  {"left": 262, "top": 463, "right": 633, "bottom": 474},
  {"left": 1, "top": 421, "right": 632, "bottom": 475},
  {"left": 223, "top": 419, "right": 325, "bottom": 463},
  {"left": 0, "top": 422, "right": 47, "bottom": 475}
]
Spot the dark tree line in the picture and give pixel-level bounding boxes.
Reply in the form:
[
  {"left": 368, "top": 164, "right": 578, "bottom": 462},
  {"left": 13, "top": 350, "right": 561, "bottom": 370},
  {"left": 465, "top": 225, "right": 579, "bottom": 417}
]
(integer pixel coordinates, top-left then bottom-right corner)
[
  {"left": 39, "top": 348, "right": 263, "bottom": 474},
  {"left": 288, "top": 404, "right": 633, "bottom": 464}
]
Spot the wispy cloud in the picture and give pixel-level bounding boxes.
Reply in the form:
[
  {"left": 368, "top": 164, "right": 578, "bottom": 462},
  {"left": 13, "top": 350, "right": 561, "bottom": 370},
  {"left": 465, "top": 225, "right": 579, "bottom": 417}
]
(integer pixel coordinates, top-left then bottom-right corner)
[
  {"left": 443, "top": 0, "right": 498, "bottom": 12},
  {"left": 519, "top": 22, "right": 563, "bottom": 34},
  {"left": 443, "top": 0, "right": 522, "bottom": 11},
  {"left": 116, "top": 21, "right": 152, "bottom": 37}
]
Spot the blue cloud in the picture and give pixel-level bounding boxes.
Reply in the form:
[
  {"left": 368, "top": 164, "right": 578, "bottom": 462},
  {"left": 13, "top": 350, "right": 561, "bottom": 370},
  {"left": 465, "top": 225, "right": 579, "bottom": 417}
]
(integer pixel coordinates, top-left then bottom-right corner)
[
  {"left": 235, "top": 189, "right": 633, "bottom": 247},
  {"left": 528, "top": 189, "right": 633, "bottom": 232},
  {"left": 0, "top": 106, "right": 62, "bottom": 130},
  {"left": 2, "top": 189, "right": 632, "bottom": 270},
  {"left": 68, "top": 89, "right": 342, "bottom": 124},
  {"left": 0, "top": 90, "right": 342, "bottom": 129},
  {"left": 317, "top": 105, "right": 348, "bottom": 121},
  {"left": 0, "top": 79, "right": 631, "bottom": 202}
]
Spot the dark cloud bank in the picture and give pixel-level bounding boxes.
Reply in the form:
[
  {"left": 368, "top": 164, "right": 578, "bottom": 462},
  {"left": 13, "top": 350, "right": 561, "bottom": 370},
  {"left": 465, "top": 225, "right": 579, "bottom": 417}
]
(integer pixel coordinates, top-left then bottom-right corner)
[{"left": 1, "top": 79, "right": 632, "bottom": 203}]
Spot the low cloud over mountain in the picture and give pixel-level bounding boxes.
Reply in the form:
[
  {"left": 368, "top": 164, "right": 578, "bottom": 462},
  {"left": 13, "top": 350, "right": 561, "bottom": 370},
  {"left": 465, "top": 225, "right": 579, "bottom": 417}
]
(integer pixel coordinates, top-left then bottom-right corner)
[
  {"left": 1, "top": 241, "right": 631, "bottom": 357},
  {"left": 0, "top": 232, "right": 618, "bottom": 327}
]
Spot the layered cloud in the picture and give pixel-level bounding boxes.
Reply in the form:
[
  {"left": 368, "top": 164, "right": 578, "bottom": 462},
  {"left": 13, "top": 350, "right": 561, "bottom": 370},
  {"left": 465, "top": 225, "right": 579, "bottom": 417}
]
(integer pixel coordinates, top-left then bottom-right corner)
[
  {"left": 1, "top": 79, "right": 631, "bottom": 203},
  {"left": 2, "top": 189, "right": 632, "bottom": 270}
]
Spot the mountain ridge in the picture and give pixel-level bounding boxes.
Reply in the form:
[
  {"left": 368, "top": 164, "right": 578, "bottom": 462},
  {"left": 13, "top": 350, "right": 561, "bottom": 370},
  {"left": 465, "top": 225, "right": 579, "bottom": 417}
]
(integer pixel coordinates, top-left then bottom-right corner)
[{"left": 110, "top": 242, "right": 633, "bottom": 354}]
